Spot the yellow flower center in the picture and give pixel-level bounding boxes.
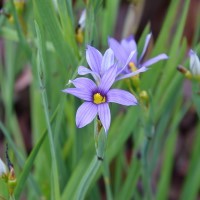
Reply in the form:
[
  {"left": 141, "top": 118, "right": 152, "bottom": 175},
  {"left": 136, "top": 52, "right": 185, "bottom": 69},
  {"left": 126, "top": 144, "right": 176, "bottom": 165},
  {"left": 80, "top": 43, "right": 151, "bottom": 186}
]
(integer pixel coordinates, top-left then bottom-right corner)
[
  {"left": 129, "top": 62, "right": 139, "bottom": 79},
  {"left": 128, "top": 62, "right": 137, "bottom": 72},
  {"left": 93, "top": 93, "right": 106, "bottom": 104}
]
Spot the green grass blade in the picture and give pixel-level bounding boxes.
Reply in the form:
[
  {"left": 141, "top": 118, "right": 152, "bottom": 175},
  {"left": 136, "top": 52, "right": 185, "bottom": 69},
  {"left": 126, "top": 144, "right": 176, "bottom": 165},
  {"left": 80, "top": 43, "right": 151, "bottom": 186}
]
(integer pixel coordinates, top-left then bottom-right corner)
[
  {"left": 75, "top": 158, "right": 102, "bottom": 200},
  {"left": 35, "top": 21, "right": 61, "bottom": 200},
  {"left": 14, "top": 105, "right": 59, "bottom": 198},
  {"left": 33, "top": 0, "right": 78, "bottom": 71}
]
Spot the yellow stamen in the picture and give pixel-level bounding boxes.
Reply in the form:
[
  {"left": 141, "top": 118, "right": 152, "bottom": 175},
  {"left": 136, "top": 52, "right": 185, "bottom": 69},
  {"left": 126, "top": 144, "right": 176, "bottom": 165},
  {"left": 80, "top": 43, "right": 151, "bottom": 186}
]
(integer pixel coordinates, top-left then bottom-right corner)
[
  {"left": 128, "top": 62, "right": 140, "bottom": 88},
  {"left": 93, "top": 93, "right": 106, "bottom": 104},
  {"left": 128, "top": 62, "right": 137, "bottom": 72}
]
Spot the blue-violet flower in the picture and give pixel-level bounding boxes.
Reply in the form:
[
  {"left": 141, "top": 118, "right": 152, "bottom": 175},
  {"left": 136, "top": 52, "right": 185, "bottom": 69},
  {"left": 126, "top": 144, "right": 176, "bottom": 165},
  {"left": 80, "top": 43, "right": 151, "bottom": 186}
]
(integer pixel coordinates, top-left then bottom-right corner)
[
  {"left": 78, "top": 45, "right": 145, "bottom": 83},
  {"left": 63, "top": 66, "right": 137, "bottom": 132},
  {"left": 108, "top": 33, "right": 168, "bottom": 80}
]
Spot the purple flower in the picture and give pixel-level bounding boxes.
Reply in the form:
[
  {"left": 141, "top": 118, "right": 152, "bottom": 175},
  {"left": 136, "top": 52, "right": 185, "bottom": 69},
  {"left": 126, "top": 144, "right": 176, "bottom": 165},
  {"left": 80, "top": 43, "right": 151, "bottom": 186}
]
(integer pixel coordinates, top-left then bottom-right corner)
[
  {"left": 78, "top": 45, "right": 144, "bottom": 83},
  {"left": 78, "top": 45, "right": 115, "bottom": 83},
  {"left": 108, "top": 33, "right": 168, "bottom": 80},
  {"left": 63, "top": 66, "right": 137, "bottom": 132}
]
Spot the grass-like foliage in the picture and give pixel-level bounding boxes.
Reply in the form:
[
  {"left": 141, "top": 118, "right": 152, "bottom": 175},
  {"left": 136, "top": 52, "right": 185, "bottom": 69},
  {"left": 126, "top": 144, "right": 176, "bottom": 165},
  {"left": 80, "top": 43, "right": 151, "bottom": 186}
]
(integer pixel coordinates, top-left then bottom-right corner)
[{"left": 0, "top": 0, "right": 200, "bottom": 199}]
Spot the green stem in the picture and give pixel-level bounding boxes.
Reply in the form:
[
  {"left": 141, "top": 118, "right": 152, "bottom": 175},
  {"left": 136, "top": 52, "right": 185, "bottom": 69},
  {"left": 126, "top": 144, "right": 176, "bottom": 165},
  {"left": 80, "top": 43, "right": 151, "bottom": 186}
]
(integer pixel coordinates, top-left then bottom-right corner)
[
  {"left": 94, "top": 118, "right": 111, "bottom": 198},
  {"left": 103, "top": 158, "right": 113, "bottom": 200},
  {"left": 142, "top": 138, "right": 152, "bottom": 200},
  {"left": 94, "top": 118, "right": 107, "bottom": 160},
  {"left": 76, "top": 157, "right": 101, "bottom": 200},
  {"left": 9, "top": 195, "right": 15, "bottom": 200}
]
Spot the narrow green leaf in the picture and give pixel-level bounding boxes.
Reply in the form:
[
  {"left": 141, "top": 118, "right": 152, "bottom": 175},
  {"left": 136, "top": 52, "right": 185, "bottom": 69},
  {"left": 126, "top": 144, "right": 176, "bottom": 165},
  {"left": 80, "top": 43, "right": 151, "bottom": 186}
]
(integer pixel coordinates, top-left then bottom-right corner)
[
  {"left": 14, "top": 105, "right": 59, "bottom": 198},
  {"left": 33, "top": 0, "right": 78, "bottom": 71},
  {"left": 35, "top": 21, "right": 61, "bottom": 200}
]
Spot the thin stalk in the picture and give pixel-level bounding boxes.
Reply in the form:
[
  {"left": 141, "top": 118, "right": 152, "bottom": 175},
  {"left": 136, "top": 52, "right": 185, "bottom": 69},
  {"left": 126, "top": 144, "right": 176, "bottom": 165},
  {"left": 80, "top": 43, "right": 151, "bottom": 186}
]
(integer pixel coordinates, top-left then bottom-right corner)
[
  {"left": 141, "top": 138, "right": 152, "bottom": 200},
  {"left": 75, "top": 157, "right": 101, "bottom": 200},
  {"left": 103, "top": 158, "right": 113, "bottom": 200},
  {"left": 10, "top": 0, "right": 31, "bottom": 59},
  {"left": 9, "top": 195, "right": 15, "bottom": 200}
]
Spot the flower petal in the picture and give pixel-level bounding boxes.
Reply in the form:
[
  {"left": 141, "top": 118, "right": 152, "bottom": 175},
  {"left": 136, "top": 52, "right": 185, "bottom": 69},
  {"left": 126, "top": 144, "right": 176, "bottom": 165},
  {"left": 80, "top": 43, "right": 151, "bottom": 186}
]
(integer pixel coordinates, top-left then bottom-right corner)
[
  {"left": 121, "top": 36, "right": 137, "bottom": 61},
  {"left": 98, "top": 103, "right": 111, "bottom": 133},
  {"left": 70, "top": 77, "right": 97, "bottom": 91},
  {"left": 116, "top": 66, "right": 148, "bottom": 81},
  {"left": 108, "top": 37, "right": 127, "bottom": 64},
  {"left": 141, "top": 54, "right": 168, "bottom": 68},
  {"left": 99, "top": 65, "right": 117, "bottom": 93},
  {"left": 101, "top": 48, "right": 115, "bottom": 74},
  {"left": 139, "top": 33, "right": 151, "bottom": 62},
  {"left": 107, "top": 89, "right": 137, "bottom": 105},
  {"left": 78, "top": 9, "right": 86, "bottom": 28},
  {"left": 189, "top": 50, "right": 200, "bottom": 75},
  {"left": 117, "top": 50, "right": 136, "bottom": 75},
  {"left": 76, "top": 102, "right": 97, "bottom": 128},
  {"left": 62, "top": 88, "right": 92, "bottom": 101},
  {"left": 189, "top": 49, "right": 195, "bottom": 57},
  {"left": 86, "top": 45, "right": 102, "bottom": 74},
  {"left": 78, "top": 66, "right": 100, "bottom": 82},
  {"left": 0, "top": 159, "right": 7, "bottom": 176}
]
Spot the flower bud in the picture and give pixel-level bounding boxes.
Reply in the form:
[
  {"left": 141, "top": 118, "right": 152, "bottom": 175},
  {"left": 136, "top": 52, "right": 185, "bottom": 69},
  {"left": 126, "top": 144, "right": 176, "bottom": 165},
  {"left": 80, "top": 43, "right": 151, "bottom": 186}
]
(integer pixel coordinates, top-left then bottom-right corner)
[
  {"left": 14, "top": 0, "right": 25, "bottom": 15},
  {"left": 0, "top": 158, "right": 7, "bottom": 177},
  {"left": 177, "top": 65, "right": 192, "bottom": 79},
  {"left": 8, "top": 167, "right": 17, "bottom": 195},
  {"left": 139, "top": 90, "right": 149, "bottom": 103},
  {"left": 189, "top": 50, "right": 200, "bottom": 76},
  {"left": 75, "top": 9, "right": 86, "bottom": 44},
  {"left": 78, "top": 9, "right": 86, "bottom": 30},
  {"left": 75, "top": 26, "right": 84, "bottom": 44}
]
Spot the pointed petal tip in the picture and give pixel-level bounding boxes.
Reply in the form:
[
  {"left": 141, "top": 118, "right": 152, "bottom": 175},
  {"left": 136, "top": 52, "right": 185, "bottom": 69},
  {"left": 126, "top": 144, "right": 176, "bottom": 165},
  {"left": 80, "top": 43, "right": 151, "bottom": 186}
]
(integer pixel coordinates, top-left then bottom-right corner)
[
  {"left": 104, "top": 128, "right": 108, "bottom": 133},
  {"left": 189, "top": 49, "right": 196, "bottom": 56},
  {"left": 146, "top": 33, "right": 152, "bottom": 39},
  {"left": 162, "top": 54, "right": 169, "bottom": 59},
  {"left": 76, "top": 121, "right": 83, "bottom": 128},
  {"left": 108, "top": 36, "right": 113, "bottom": 41},
  {"left": 125, "top": 35, "right": 134, "bottom": 42},
  {"left": 108, "top": 37, "right": 117, "bottom": 45},
  {"left": 62, "top": 89, "right": 67, "bottom": 93},
  {"left": 140, "top": 54, "right": 169, "bottom": 68},
  {"left": 86, "top": 44, "right": 92, "bottom": 49}
]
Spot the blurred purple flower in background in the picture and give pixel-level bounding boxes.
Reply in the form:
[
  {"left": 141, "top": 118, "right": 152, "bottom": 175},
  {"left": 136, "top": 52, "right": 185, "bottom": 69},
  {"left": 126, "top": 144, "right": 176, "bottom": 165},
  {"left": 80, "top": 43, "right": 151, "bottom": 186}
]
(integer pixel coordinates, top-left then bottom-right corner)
[
  {"left": 108, "top": 33, "right": 168, "bottom": 80},
  {"left": 63, "top": 66, "right": 137, "bottom": 132},
  {"left": 78, "top": 45, "right": 146, "bottom": 83}
]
